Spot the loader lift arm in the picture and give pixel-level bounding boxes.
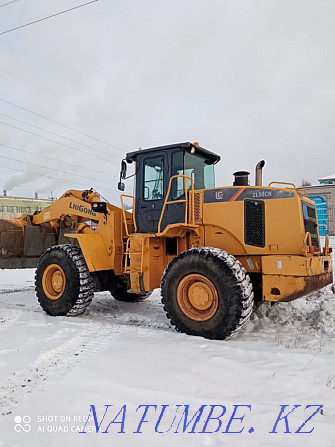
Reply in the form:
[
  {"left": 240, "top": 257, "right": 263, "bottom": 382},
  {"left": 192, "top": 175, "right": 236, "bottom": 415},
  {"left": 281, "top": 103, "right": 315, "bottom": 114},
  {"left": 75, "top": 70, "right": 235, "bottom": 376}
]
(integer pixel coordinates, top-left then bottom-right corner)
[{"left": 0, "top": 188, "right": 127, "bottom": 275}]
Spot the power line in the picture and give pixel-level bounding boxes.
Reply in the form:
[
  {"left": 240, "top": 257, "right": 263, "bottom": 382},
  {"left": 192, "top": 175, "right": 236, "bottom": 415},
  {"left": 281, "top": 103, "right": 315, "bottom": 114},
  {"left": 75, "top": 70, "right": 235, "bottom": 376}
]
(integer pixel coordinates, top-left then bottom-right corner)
[
  {"left": 0, "top": 1, "right": 99, "bottom": 36},
  {"left": 0, "top": 120, "right": 119, "bottom": 164},
  {"left": 0, "top": 162, "right": 98, "bottom": 189},
  {"left": 0, "top": 70, "right": 133, "bottom": 146},
  {"left": 0, "top": 153, "right": 116, "bottom": 186},
  {"left": 0, "top": 69, "right": 76, "bottom": 104},
  {"left": 0, "top": 97, "right": 126, "bottom": 153},
  {"left": 0, "top": 143, "right": 116, "bottom": 184},
  {"left": 0, "top": 142, "right": 113, "bottom": 179},
  {"left": 0, "top": 111, "right": 119, "bottom": 158},
  {"left": 0, "top": 0, "right": 19, "bottom": 8}
]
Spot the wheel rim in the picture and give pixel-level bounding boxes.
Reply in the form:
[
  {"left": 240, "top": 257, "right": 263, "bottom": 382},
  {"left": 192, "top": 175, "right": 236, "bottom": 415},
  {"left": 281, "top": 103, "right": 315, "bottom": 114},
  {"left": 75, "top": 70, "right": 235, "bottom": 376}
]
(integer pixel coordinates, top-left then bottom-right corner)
[
  {"left": 42, "top": 264, "right": 66, "bottom": 300},
  {"left": 177, "top": 274, "right": 218, "bottom": 321}
]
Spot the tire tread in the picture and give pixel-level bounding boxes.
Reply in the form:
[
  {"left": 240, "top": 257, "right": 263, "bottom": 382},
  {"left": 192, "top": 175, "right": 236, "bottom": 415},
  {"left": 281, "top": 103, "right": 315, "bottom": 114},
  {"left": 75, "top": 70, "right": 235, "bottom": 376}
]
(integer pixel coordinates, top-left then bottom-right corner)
[{"left": 161, "top": 247, "right": 254, "bottom": 340}]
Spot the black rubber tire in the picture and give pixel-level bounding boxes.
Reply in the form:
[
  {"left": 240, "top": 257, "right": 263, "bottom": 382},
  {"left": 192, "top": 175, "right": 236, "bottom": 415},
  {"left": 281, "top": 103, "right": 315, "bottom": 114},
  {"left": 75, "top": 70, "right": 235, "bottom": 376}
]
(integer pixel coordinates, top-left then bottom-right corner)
[
  {"left": 161, "top": 247, "right": 254, "bottom": 340},
  {"left": 110, "top": 275, "right": 152, "bottom": 303},
  {"left": 35, "top": 245, "right": 94, "bottom": 316}
]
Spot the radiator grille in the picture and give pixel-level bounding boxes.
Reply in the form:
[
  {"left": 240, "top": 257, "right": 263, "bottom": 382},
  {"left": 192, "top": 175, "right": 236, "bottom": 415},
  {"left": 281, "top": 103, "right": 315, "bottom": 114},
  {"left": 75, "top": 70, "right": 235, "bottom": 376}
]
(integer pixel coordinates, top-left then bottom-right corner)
[
  {"left": 189, "top": 191, "right": 202, "bottom": 224},
  {"left": 245, "top": 200, "right": 265, "bottom": 247},
  {"left": 193, "top": 192, "right": 201, "bottom": 223}
]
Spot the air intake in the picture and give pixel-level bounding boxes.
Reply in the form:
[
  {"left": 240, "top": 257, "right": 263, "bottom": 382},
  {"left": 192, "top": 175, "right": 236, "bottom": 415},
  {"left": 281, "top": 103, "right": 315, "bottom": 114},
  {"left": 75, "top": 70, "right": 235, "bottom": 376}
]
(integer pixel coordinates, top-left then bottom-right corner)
[{"left": 233, "top": 171, "right": 250, "bottom": 186}]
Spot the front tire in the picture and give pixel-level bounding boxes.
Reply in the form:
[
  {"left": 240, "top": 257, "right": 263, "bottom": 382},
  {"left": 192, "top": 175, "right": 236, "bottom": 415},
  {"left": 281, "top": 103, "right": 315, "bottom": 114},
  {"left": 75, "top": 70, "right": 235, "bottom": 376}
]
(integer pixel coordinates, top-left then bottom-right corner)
[
  {"left": 161, "top": 247, "right": 254, "bottom": 340},
  {"left": 35, "top": 245, "right": 94, "bottom": 316}
]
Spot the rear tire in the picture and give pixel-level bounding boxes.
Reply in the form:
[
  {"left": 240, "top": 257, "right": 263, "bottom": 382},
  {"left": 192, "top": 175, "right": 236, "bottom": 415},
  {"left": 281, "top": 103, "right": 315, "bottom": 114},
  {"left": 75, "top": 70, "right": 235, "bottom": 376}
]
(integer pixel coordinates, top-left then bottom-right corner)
[
  {"left": 35, "top": 245, "right": 94, "bottom": 316},
  {"left": 161, "top": 247, "right": 254, "bottom": 340}
]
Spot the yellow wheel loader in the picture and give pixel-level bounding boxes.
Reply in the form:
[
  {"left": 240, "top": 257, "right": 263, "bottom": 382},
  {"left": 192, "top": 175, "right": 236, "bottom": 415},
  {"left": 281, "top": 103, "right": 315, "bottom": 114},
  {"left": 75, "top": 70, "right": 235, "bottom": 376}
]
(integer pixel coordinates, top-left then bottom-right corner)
[{"left": 0, "top": 142, "right": 332, "bottom": 339}]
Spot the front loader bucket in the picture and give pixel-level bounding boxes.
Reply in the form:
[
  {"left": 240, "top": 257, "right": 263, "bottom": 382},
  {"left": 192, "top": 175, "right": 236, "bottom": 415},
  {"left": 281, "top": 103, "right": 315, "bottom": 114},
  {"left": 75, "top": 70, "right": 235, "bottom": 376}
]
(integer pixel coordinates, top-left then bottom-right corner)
[
  {"left": 0, "top": 217, "right": 58, "bottom": 269},
  {"left": 0, "top": 218, "right": 26, "bottom": 258}
]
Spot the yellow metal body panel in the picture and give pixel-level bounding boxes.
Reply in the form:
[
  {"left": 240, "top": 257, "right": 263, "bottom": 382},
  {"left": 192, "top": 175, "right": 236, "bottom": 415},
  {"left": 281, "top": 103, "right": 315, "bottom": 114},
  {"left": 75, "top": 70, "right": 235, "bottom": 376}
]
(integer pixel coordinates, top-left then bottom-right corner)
[
  {"left": 67, "top": 234, "right": 114, "bottom": 272},
  {"left": 261, "top": 255, "right": 333, "bottom": 301},
  {"left": 124, "top": 232, "right": 194, "bottom": 293},
  {"left": 261, "top": 254, "right": 330, "bottom": 277},
  {"left": 238, "top": 256, "right": 262, "bottom": 272},
  {"left": 203, "top": 188, "right": 306, "bottom": 256},
  {"left": 144, "top": 237, "right": 167, "bottom": 290},
  {"left": 32, "top": 191, "right": 104, "bottom": 225},
  {"left": 31, "top": 189, "right": 127, "bottom": 275},
  {"left": 125, "top": 235, "right": 167, "bottom": 292}
]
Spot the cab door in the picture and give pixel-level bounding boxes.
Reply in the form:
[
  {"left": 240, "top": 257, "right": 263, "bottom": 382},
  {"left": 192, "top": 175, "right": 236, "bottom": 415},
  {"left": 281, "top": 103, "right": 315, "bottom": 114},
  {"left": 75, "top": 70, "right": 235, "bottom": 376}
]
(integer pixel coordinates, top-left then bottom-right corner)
[{"left": 135, "top": 153, "right": 167, "bottom": 233}]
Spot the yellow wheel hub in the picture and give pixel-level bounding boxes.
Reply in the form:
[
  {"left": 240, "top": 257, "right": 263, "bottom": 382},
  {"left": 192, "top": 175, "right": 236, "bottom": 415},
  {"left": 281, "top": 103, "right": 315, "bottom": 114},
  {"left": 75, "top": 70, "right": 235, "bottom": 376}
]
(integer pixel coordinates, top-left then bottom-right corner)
[
  {"left": 42, "top": 264, "right": 66, "bottom": 300},
  {"left": 177, "top": 274, "right": 218, "bottom": 321}
]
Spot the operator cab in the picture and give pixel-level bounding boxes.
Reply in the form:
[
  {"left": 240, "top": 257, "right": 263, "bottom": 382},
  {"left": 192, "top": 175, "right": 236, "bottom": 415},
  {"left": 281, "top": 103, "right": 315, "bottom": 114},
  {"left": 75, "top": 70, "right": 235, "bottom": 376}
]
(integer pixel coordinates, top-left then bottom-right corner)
[{"left": 121, "top": 142, "right": 220, "bottom": 233}]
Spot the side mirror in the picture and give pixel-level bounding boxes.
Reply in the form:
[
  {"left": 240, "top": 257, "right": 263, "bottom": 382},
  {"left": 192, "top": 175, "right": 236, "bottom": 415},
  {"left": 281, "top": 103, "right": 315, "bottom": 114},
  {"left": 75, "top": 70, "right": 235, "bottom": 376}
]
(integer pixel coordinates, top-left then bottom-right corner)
[
  {"left": 91, "top": 202, "right": 107, "bottom": 214},
  {"left": 118, "top": 181, "right": 125, "bottom": 191},
  {"left": 120, "top": 160, "right": 127, "bottom": 179}
]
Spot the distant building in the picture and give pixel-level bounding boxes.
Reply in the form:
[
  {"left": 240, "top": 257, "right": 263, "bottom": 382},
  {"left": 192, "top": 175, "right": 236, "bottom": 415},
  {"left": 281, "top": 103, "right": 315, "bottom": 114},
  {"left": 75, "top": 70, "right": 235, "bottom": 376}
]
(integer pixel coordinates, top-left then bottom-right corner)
[
  {"left": 302, "top": 176, "right": 335, "bottom": 236},
  {"left": 0, "top": 191, "right": 53, "bottom": 219},
  {"left": 318, "top": 174, "right": 335, "bottom": 185}
]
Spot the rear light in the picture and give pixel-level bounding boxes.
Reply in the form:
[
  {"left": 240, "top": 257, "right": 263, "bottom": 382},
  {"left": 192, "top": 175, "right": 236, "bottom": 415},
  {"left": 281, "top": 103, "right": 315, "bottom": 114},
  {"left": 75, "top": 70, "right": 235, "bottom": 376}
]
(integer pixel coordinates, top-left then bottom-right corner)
[{"left": 329, "top": 248, "right": 333, "bottom": 254}]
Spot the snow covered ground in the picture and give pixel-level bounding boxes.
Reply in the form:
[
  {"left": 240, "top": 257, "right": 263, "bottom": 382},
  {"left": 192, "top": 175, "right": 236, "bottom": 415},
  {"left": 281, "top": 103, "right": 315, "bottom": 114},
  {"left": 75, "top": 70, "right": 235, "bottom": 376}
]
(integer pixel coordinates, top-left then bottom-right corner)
[{"left": 0, "top": 269, "right": 334, "bottom": 447}]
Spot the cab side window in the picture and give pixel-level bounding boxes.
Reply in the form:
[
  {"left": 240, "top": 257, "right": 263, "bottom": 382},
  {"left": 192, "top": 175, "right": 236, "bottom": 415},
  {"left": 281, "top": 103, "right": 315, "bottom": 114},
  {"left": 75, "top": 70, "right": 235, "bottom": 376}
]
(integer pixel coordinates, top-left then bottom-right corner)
[{"left": 143, "top": 156, "right": 164, "bottom": 201}]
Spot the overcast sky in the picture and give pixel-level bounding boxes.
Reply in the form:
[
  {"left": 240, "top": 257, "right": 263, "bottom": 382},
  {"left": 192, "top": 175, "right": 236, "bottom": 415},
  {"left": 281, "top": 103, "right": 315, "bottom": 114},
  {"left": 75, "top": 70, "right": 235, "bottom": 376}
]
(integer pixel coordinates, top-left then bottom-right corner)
[{"left": 0, "top": 0, "right": 334, "bottom": 202}]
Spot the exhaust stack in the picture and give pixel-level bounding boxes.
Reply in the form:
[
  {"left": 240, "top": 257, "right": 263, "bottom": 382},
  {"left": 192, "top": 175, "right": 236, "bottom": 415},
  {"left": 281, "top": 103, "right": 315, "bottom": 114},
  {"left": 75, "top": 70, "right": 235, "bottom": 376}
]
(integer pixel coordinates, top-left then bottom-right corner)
[{"left": 255, "top": 160, "right": 265, "bottom": 186}]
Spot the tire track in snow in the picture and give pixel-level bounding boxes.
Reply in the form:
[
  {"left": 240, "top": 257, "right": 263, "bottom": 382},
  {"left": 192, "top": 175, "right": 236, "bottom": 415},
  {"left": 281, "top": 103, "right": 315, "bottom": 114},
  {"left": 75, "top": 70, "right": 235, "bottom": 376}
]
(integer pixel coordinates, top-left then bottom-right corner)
[
  {"left": 0, "top": 320, "right": 118, "bottom": 415},
  {"left": 0, "top": 308, "right": 22, "bottom": 332},
  {"left": 0, "top": 286, "right": 34, "bottom": 295},
  {"left": 0, "top": 303, "right": 173, "bottom": 416}
]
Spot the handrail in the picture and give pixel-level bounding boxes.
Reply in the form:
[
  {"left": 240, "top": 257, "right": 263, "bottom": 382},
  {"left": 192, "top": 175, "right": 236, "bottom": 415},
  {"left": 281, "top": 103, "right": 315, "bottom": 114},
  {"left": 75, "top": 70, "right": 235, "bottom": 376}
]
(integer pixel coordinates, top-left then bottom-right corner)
[
  {"left": 297, "top": 188, "right": 308, "bottom": 196},
  {"left": 158, "top": 175, "right": 194, "bottom": 234},
  {"left": 304, "top": 232, "right": 313, "bottom": 255},
  {"left": 268, "top": 181, "right": 297, "bottom": 189},
  {"left": 304, "top": 231, "right": 312, "bottom": 246},
  {"left": 120, "top": 194, "right": 137, "bottom": 237},
  {"left": 124, "top": 237, "right": 131, "bottom": 272},
  {"left": 140, "top": 239, "right": 145, "bottom": 274}
]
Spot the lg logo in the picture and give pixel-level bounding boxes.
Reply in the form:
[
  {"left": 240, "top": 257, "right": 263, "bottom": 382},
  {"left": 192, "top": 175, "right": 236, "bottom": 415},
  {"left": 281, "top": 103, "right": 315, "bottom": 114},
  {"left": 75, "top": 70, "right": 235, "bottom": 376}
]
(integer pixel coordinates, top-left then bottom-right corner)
[{"left": 14, "top": 415, "right": 31, "bottom": 432}]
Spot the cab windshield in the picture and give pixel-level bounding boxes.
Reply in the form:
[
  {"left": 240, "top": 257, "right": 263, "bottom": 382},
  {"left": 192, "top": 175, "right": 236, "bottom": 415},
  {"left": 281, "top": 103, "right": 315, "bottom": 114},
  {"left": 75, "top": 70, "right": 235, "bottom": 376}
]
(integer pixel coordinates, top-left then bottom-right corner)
[{"left": 171, "top": 151, "right": 215, "bottom": 199}]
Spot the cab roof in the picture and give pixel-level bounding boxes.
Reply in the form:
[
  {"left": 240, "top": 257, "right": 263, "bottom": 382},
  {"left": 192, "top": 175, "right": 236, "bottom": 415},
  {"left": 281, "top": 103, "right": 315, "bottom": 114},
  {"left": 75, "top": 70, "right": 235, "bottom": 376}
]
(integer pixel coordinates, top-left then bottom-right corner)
[{"left": 125, "top": 142, "right": 220, "bottom": 165}]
